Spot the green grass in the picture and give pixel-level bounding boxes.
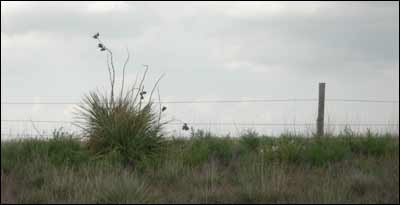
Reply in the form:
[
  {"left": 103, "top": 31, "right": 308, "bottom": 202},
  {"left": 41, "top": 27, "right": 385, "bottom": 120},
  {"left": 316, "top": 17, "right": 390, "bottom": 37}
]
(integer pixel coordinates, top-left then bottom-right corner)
[{"left": 1, "top": 130, "right": 399, "bottom": 204}]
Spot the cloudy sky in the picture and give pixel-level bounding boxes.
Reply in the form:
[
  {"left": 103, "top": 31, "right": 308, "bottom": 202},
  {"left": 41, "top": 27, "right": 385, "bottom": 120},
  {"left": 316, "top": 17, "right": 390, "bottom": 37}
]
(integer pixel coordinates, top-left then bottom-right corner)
[{"left": 1, "top": 1, "right": 399, "bottom": 137}]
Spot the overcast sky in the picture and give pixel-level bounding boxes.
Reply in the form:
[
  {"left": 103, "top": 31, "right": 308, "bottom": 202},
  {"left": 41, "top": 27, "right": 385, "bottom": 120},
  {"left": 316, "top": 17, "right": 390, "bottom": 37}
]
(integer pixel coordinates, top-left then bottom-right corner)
[{"left": 1, "top": 1, "right": 399, "bottom": 138}]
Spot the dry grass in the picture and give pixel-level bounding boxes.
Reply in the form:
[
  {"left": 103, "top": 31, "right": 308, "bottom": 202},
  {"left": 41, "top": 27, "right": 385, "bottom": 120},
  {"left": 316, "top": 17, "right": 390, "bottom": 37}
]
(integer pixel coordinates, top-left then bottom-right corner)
[{"left": 1, "top": 133, "right": 399, "bottom": 204}]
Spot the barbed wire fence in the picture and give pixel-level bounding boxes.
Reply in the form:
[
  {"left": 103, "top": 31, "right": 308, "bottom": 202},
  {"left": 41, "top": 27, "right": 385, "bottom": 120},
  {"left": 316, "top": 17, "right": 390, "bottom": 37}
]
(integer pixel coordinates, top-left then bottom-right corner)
[
  {"left": 1, "top": 98, "right": 399, "bottom": 105},
  {"left": 1, "top": 95, "right": 399, "bottom": 138}
]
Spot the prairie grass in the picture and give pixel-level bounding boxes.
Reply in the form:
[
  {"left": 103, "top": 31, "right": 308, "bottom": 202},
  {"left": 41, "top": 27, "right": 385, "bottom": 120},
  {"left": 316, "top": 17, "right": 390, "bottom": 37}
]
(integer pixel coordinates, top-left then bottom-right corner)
[{"left": 1, "top": 129, "right": 399, "bottom": 204}]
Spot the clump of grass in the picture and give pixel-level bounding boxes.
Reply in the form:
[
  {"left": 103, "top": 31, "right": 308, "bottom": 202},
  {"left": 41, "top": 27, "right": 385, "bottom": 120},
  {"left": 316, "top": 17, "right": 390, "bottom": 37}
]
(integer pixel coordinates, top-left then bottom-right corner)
[
  {"left": 345, "top": 130, "right": 397, "bottom": 157},
  {"left": 183, "top": 129, "right": 235, "bottom": 167},
  {"left": 1, "top": 129, "right": 88, "bottom": 172},
  {"left": 302, "top": 137, "right": 351, "bottom": 166},
  {"left": 256, "top": 129, "right": 398, "bottom": 167},
  {"left": 76, "top": 33, "right": 166, "bottom": 167},
  {"left": 271, "top": 136, "right": 306, "bottom": 164},
  {"left": 78, "top": 91, "right": 165, "bottom": 167},
  {"left": 48, "top": 128, "right": 89, "bottom": 167},
  {"left": 239, "top": 129, "right": 261, "bottom": 152},
  {"left": 3, "top": 158, "right": 151, "bottom": 204}
]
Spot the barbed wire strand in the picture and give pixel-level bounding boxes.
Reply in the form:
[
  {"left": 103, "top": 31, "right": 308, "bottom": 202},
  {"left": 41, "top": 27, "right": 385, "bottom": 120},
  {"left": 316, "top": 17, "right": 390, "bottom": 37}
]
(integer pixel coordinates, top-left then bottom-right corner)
[
  {"left": 1, "top": 120, "right": 398, "bottom": 127},
  {"left": 1, "top": 98, "right": 398, "bottom": 105}
]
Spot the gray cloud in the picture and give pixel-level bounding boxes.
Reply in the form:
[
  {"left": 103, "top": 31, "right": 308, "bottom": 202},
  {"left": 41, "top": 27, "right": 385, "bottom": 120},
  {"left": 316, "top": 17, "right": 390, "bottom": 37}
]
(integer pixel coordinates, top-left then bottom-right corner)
[
  {"left": 2, "top": 2, "right": 397, "bottom": 75},
  {"left": 179, "top": 2, "right": 399, "bottom": 74},
  {"left": 1, "top": 2, "right": 398, "bottom": 136},
  {"left": 1, "top": 2, "right": 161, "bottom": 38}
]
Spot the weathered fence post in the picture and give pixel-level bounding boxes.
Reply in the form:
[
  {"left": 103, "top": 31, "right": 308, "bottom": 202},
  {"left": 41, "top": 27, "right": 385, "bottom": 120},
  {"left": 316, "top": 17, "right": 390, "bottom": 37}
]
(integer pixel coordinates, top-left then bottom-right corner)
[{"left": 317, "top": 82, "right": 325, "bottom": 136}]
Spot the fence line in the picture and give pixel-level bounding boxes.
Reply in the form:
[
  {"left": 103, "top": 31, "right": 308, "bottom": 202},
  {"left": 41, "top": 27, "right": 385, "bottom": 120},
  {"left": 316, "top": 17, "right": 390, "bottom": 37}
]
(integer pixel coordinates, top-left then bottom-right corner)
[
  {"left": 1, "top": 134, "right": 55, "bottom": 138},
  {"left": 2, "top": 83, "right": 399, "bottom": 137},
  {"left": 1, "top": 119, "right": 398, "bottom": 127},
  {"left": 1, "top": 98, "right": 399, "bottom": 105}
]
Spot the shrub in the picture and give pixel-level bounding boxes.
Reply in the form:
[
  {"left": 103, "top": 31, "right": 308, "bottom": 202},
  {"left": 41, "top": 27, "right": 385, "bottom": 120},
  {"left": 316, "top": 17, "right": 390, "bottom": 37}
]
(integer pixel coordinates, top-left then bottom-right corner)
[
  {"left": 274, "top": 137, "right": 305, "bottom": 164},
  {"left": 183, "top": 130, "right": 234, "bottom": 166},
  {"left": 76, "top": 33, "right": 166, "bottom": 166},
  {"left": 48, "top": 128, "right": 89, "bottom": 167},
  {"left": 303, "top": 137, "right": 351, "bottom": 166},
  {"left": 347, "top": 134, "right": 395, "bottom": 157},
  {"left": 239, "top": 129, "right": 261, "bottom": 152}
]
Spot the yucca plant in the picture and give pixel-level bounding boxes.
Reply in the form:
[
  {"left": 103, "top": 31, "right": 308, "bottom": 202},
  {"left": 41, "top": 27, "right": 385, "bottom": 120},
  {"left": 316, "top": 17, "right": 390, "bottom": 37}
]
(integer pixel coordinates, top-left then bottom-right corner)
[{"left": 75, "top": 33, "right": 166, "bottom": 167}]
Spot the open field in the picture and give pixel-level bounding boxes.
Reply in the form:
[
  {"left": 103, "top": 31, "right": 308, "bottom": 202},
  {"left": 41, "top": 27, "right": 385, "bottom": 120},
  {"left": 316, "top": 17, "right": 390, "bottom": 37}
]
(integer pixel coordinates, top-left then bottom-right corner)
[
  {"left": 1, "top": 130, "right": 399, "bottom": 204},
  {"left": 2, "top": 2, "right": 399, "bottom": 204}
]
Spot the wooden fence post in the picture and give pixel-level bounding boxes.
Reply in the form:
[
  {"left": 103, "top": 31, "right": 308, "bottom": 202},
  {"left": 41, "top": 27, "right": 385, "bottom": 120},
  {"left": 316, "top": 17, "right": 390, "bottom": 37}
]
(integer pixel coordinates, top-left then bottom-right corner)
[{"left": 317, "top": 82, "right": 325, "bottom": 136}]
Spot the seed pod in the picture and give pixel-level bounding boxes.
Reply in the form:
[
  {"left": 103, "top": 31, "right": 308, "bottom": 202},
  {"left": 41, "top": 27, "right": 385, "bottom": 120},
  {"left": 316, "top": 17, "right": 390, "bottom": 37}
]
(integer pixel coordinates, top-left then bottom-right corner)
[
  {"left": 182, "top": 123, "right": 189, "bottom": 131},
  {"left": 93, "top": 32, "right": 100, "bottom": 39}
]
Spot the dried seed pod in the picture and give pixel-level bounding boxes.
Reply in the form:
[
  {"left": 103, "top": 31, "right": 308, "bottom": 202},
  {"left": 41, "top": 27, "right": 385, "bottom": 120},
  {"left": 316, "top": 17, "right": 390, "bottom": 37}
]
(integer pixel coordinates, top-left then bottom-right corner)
[
  {"left": 182, "top": 123, "right": 189, "bottom": 131},
  {"left": 93, "top": 32, "right": 100, "bottom": 39}
]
